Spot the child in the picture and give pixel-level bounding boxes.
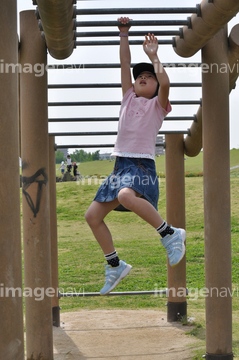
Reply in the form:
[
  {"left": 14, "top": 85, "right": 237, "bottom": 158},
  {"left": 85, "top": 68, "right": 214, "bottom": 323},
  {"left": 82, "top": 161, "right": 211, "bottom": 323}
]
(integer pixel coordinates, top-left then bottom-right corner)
[
  {"left": 60, "top": 161, "right": 65, "bottom": 177},
  {"left": 85, "top": 17, "right": 186, "bottom": 295},
  {"left": 73, "top": 162, "right": 78, "bottom": 178},
  {"left": 66, "top": 154, "right": 72, "bottom": 172}
]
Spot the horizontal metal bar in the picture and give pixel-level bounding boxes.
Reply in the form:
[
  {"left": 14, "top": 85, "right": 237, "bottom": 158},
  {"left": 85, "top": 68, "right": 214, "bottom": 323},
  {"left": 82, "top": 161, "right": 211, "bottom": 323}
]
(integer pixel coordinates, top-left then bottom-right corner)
[
  {"left": 76, "top": 20, "right": 190, "bottom": 27},
  {"left": 48, "top": 116, "right": 196, "bottom": 122},
  {"left": 165, "top": 116, "right": 196, "bottom": 121},
  {"left": 75, "top": 30, "right": 180, "bottom": 38},
  {"left": 53, "top": 137, "right": 189, "bottom": 148},
  {"left": 53, "top": 131, "right": 118, "bottom": 136},
  {"left": 75, "top": 39, "right": 173, "bottom": 46},
  {"left": 48, "top": 83, "right": 122, "bottom": 89},
  {"left": 49, "top": 117, "right": 119, "bottom": 122},
  {"left": 51, "top": 130, "right": 188, "bottom": 136},
  {"left": 47, "top": 62, "right": 201, "bottom": 69},
  {"left": 48, "top": 83, "right": 201, "bottom": 89},
  {"left": 171, "top": 83, "right": 201, "bottom": 88},
  {"left": 55, "top": 144, "right": 166, "bottom": 149},
  {"left": 49, "top": 101, "right": 120, "bottom": 106},
  {"left": 48, "top": 100, "right": 201, "bottom": 106},
  {"left": 59, "top": 289, "right": 167, "bottom": 297},
  {"left": 76, "top": 8, "right": 198, "bottom": 15},
  {"left": 55, "top": 143, "right": 120, "bottom": 148}
]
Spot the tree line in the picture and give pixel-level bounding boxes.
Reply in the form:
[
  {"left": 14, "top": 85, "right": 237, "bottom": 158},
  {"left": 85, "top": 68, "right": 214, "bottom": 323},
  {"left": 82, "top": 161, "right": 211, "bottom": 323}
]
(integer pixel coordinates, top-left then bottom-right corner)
[{"left": 55, "top": 149, "right": 100, "bottom": 164}]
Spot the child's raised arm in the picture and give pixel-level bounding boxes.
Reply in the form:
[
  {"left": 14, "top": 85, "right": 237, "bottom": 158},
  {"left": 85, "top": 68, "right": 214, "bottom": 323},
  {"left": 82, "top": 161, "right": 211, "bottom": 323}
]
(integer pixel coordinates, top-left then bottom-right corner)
[
  {"left": 117, "top": 17, "right": 133, "bottom": 96},
  {"left": 143, "top": 33, "right": 170, "bottom": 110}
]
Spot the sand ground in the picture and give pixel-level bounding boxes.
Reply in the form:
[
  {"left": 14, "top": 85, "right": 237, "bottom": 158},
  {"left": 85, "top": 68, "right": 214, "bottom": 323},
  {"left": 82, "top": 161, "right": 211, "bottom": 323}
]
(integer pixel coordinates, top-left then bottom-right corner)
[{"left": 53, "top": 309, "right": 203, "bottom": 359}]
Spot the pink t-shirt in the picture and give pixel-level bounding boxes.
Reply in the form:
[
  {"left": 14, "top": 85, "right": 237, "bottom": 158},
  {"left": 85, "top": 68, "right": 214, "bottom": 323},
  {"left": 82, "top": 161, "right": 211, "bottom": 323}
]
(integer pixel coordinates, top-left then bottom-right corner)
[{"left": 113, "top": 87, "right": 172, "bottom": 159}]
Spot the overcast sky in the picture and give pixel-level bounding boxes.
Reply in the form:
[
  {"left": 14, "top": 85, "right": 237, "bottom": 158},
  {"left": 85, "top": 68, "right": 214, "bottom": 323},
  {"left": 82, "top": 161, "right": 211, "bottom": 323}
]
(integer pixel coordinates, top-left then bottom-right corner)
[{"left": 17, "top": 0, "right": 239, "bottom": 152}]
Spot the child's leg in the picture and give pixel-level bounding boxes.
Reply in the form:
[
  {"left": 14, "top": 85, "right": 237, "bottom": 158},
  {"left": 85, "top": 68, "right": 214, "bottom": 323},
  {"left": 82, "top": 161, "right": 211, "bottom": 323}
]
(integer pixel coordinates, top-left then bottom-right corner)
[
  {"left": 118, "top": 187, "right": 164, "bottom": 228},
  {"left": 85, "top": 199, "right": 119, "bottom": 254},
  {"left": 85, "top": 199, "right": 132, "bottom": 295},
  {"left": 118, "top": 187, "right": 186, "bottom": 267}
]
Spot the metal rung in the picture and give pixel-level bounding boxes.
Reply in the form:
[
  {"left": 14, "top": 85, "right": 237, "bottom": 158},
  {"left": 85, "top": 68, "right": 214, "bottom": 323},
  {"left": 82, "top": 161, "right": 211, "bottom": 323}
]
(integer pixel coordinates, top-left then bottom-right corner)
[
  {"left": 53, "top": 131, "right": 118, "bottom": 136},
  {"left": 49, "top": 101, "right": 120, "bottom": 106},
  {"left": 76, "top": 30, "right": 180, "bottom": 37},
  {"left": 48, "top": 100, "right": 201, "bottom": 106},
  {"left": 59, "top": 290, "right": 167, "bottom": 297},
  {"left": 76, "top": 20, "right": 190, "bottom": 27},
  {"left": 51, "top": 130, "right": 188, "bottom": 136},
  {"left": 165, "top": 116, "right": 196, "bottom": 121},
  {"left": 48, "top": 84, "right": 121, "bottom": 89},
  {"left": 49, "top": 117, "right": 119, "bottom": 122},
  {"left": 171, "top": 83, "right": 201, "bottom": 88},
  {"left": 48, "top": 116, "right": 195, "bottom": 122},
  {"left": 48, "top": 83, "right": 201, "bottom": 89},
  {"left": 53, "top": 138, "right": 189, "bottom": 149},
  {"left": 75, "top": 39, "right": 173, "bottom": 46},
  {"left": 76, "top": 8, "right": 198, "bottom": 15},
  {"left": 54, "top": 144, "right": 120, "bottom": 148},
  {"left": 47, "top": 63, "right": 201, "bottom": 69}
]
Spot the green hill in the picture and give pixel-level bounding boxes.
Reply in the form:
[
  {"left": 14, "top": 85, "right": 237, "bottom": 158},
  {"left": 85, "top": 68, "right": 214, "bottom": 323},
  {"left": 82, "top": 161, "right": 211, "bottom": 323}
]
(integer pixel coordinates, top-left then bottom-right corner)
[{"left": 57, "top": 149, "right": 238, "bottom": 178}]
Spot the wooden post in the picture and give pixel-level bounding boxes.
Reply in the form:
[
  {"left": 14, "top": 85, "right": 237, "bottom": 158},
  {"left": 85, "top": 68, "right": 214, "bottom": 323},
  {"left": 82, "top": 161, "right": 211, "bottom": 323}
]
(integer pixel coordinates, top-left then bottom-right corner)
[
  {"left": 49, "top": 136, "right": 60, "bottom": 327},
  {"left": 202, "top": 27, "right": 233, "bottom": 359},
  {"left": 0, "top": 1, "right": 24, "bottom": 358},
  {"left": 165, "top": 134, "right": 187, "bottom": 322},
  {"left": 20, "top": 10, "right": 53, "bottom": 359}
]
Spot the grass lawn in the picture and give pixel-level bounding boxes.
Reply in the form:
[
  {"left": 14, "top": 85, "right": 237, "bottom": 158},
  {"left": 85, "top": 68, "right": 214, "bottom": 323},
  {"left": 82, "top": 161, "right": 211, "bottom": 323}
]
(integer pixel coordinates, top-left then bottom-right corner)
[
  {"left": 56, "top": 148, "right": 239, "bottom": 178},
  {"left": 55, "top": 151, "right": 239, "bottom": 359}
]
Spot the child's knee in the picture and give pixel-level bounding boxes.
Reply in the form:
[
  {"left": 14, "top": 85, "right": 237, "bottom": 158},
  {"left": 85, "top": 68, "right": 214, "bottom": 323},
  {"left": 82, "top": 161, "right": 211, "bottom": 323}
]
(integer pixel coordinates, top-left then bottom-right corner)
[
  {"left": 84, "top": 208, "right": 94, "bottom": 226},
  {"left": 118, "top": 188, "right": 135, "bottom": 209}
]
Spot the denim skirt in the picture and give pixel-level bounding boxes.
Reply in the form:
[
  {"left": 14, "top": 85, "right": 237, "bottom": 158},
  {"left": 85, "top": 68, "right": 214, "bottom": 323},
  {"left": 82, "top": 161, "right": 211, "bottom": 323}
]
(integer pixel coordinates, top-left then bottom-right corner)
[{"left": 94, "top": 156, "right": 159, "bottom": 210}]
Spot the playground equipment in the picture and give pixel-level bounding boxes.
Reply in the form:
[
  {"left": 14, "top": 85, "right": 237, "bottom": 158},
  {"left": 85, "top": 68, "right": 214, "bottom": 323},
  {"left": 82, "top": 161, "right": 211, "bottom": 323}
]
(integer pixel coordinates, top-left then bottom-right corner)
[
  {"left": 33, "top": 0, "right": 76, "bottom": 59},
  {"left": 1, "top": 0, "right": 239, "bottom": 359}
]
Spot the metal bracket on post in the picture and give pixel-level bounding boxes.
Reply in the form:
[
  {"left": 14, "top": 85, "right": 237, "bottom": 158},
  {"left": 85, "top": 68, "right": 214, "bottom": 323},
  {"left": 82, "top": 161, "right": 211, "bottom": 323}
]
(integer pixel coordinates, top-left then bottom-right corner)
[
  {"left": 167, "top": 301, "right": 187, "bottom": 322},
  {"left": 205, "top": 354, "right": 233, "bottom": 360},
  {"left": 52, "top": 306, "right": 61, "bottom": 327}
]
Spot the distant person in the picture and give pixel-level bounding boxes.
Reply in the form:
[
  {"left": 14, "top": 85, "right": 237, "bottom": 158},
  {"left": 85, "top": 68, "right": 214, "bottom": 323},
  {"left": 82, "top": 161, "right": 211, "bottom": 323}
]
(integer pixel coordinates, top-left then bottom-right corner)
[
  {"left": 66, "top": 155, "right": 72, "bottom": 172},
  {"left": 73, "top": 162, "right": 78, "bottom": 179},
  {"left": 85, "top": 17, "right": 186, "bottom": 295},
  {"left": 60, "top": 161, "right": 65, "bottom": 177}
]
